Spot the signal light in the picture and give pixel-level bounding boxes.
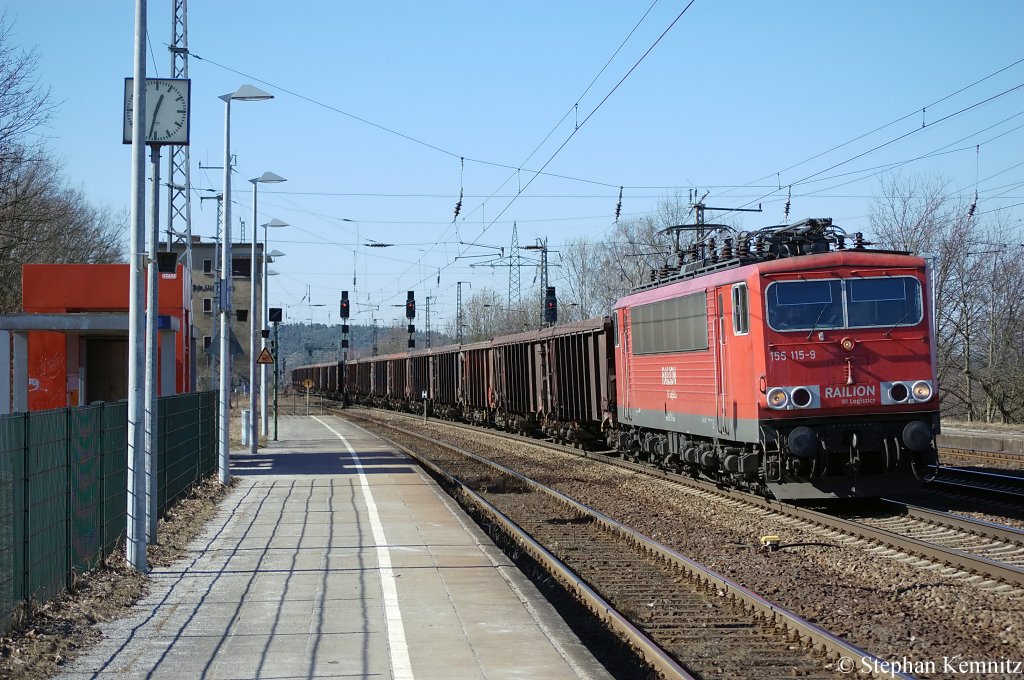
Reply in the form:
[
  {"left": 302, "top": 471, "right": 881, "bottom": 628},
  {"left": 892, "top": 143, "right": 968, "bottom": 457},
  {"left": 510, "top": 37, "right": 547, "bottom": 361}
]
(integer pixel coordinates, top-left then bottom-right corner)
[
  {"left": 543, "top": 286, "right": 557, "bottom": 324},
  {"left": 340, "top": 290, "right": 350, "bottom": 319},
  {"left": 405, "top": 291, "right": 415, "bottom": 319}
]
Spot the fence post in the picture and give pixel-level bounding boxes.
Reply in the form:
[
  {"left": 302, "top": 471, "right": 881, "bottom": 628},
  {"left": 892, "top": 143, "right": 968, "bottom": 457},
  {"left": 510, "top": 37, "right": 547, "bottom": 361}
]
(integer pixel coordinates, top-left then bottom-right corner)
[
  {"left": 66, "top": 408, "right": 72, "bottom": 590},
  {"left": 98, "top": 405, "right": 105, "bottom": 562},
  {"left": 21, "top": 413, "right": 29, "bottom": 603}
]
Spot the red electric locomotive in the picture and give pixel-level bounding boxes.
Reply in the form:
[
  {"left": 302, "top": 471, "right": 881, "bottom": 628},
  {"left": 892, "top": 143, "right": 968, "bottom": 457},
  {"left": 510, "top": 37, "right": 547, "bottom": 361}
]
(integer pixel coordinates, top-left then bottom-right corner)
[{"left": 613, "top": 218, "right": 938, "bottom": 499}]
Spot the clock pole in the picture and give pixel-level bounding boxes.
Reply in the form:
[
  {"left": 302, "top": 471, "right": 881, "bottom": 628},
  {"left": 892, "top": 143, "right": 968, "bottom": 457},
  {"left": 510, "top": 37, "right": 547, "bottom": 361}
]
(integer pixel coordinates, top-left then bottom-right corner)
[
  {"left": 126, "top": 0, "right": 149, "bottom": 574},
  {"left": 144, "top": 142, "right": 161, "bottom": 544}
]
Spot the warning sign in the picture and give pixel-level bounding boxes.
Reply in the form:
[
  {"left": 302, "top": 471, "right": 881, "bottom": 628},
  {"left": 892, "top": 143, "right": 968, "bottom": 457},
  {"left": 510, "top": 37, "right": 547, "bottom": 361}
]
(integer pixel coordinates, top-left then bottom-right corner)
[
  {"left": 303, "top": 379, "right": 314, "bottom": 389},
  {"left": 256, "top": 347, "right": 275, "bottom": 365}
]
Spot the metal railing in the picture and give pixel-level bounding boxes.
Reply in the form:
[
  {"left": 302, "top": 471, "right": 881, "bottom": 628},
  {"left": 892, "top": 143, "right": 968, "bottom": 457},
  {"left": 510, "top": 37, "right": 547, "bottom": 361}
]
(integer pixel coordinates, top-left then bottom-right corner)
[{"left": 0, "top": 391, "right": 216, "bottom": 633}]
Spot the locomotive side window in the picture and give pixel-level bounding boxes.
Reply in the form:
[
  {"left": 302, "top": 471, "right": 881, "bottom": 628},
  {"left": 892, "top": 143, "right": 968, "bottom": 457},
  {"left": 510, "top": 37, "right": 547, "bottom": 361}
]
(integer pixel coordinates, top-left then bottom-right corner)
[
  {"left": 731, "top": 283, "right": 749, "bottom": 335},
  {"left": 612, "top": 312, "right": 619, "bottom": 347},
  {"left": 846, "top": 277, "right": 922, "bottom": 328},
  {"left": 631, "top": 291, "right": 709, "bottom": 354},
  {"left": 766, "top": 279, "right": 844, "bottom": 331}
]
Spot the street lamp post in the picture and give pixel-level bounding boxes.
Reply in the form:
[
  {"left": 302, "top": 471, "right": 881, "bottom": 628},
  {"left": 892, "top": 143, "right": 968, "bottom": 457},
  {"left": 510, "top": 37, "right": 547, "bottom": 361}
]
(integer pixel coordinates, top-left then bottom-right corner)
[
  {"left": 249, "top": 173, "right": 286, "bottom": 455},
  {"left": 218, "top": 84, "right": 273, "bottom": 485},
  {"left": 261, "top": 220, "right": 287, "bottom": 439}
]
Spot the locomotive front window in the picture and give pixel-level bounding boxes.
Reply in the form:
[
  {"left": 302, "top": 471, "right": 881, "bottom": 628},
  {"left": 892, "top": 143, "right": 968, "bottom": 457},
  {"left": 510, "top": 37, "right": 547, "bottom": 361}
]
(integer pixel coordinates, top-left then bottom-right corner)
[
  {"left": 846, "top": 276, "right": 922, "bottom": 328},
  {"left": 766, "top": 276, "right": 923, "bottom": 332},
  {"left": 766, "top": 280, "right": 844, "bottom": 331}
]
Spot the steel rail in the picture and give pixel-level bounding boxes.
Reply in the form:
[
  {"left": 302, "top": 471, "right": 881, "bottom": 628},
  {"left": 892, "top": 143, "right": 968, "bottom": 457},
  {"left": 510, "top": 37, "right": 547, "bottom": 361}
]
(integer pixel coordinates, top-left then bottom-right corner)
[
  {"left": 410, "top": 446, "right": 695, "bottom": 680},
  {"left": 880, "top": 499, "right": 1024, "bottom": 545},
  {"left": 338, "top": 406, "right": 1024, "bottom": 589},
  {"left": 939, "top": 446, "right": 1024, "bottom": 466},
  {"left": 928, "top": 465, "right": 1024, "bottom": 502},
  {"left": 335, "top": 409, "right": 909, "bottom": 679}
]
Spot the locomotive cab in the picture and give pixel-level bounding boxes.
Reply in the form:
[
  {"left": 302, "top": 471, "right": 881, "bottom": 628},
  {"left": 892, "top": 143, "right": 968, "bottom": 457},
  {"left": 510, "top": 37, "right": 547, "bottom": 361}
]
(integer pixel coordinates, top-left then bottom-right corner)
[{"left": 757, "top": 253, "right": 939, "bottom": 498}]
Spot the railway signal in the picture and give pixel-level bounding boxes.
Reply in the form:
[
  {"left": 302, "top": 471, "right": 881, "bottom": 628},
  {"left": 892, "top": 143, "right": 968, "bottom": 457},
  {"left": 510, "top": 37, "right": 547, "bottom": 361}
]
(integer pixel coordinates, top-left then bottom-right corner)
[
  {"left": 340, "top": 291, "right": 350, "bottom": 350},
  {"left": 405, "top": 291, "right": 415, "bottom": 319},
  {"left": 544, "top": 286, "right": 557, "bottom": 324},
  {"left": 406, "top": 291, "right": 416, "bottom": 348}
]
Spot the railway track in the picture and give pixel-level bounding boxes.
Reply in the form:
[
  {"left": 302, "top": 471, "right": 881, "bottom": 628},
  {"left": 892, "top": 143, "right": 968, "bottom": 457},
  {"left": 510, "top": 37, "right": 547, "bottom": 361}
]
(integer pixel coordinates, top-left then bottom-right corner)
[
  {"left": 339, "top": 409, "right": 895, "bottom": 679},
  {"left": 337, "top": 406, "right": 1024, "bottom": 592},
  {"left": 839, "top": 499, "right": 1024, "bottom": 572},
  {"left": 939, "top": 446, "right": 1024, "bottom": 469},
  {"left": 927, "top": 465, "right": 1024, "bottom": 502}
]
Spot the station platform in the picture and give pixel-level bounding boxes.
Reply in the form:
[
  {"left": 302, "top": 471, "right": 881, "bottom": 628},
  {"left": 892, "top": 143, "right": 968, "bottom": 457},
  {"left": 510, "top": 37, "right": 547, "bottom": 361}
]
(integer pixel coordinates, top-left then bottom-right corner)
[
  {"left": 56, "top": 415, "right": 610, "bottom": 680},
  {"left": 939, "top": 426, "right": 1024, "bottom": 455}
]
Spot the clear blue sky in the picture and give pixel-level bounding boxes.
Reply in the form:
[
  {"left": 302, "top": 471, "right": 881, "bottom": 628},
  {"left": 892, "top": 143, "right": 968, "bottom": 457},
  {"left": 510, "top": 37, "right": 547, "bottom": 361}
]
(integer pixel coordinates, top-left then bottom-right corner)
[{"left": 9, "top": 1, "right": 1024, "bottom": 328}]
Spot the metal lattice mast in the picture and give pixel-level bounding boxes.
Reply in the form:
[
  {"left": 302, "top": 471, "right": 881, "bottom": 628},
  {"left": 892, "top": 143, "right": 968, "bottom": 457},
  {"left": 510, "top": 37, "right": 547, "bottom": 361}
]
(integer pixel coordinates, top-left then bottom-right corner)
[
  {"left": 456, "top": 282, "right": 464, "bottom": 343},
  {"left": 167, "top": 0, "right": 194, "bottom": 388},
  {"left": 167, "top": 0, "right": 191, "bottom": 251},
  {"left": 537, "top": 237, "right": 548, "bottom": 325},
  {"left": 508, "top": 222, "right": 521, "bottom": 311},
  {"left": 200, "top": 192, "right": 223, "bottom": 386},
  {"left": 425, "top": 295, "right": 433, "bottom": 348}
]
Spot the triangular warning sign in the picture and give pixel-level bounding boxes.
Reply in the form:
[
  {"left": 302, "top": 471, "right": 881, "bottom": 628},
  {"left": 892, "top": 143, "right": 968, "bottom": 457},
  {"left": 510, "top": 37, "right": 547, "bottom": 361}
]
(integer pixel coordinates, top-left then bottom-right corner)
[{"left": 256, "top": 347, "right": 275, "bottom": 365}]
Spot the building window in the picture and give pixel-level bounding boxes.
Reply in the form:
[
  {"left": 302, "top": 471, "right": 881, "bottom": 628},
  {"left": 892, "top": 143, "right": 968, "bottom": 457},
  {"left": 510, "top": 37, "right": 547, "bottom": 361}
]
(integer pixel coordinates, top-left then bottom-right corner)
[
  {"left": 203, "top": 298, "right": 213, "bottom": 314},
  {"left": 232, "top": 258, "right": 250, "bottom": 277},
  {"left": 203, "top": 259, "right": 213, "bottom": 274},
  {"left": 203, "top": 335, "right": 212, "bottom": 349}
]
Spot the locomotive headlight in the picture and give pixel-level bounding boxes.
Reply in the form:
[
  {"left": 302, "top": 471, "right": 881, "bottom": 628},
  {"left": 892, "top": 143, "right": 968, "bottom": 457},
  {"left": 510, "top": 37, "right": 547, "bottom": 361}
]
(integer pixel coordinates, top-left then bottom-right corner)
[
  {"left": 840, "top": 337, "right": 855, "bottom": 351},
  {"left": 791, "top": 387, "right": 813, "bottom": 408},
  {"left": 767, "top": 387, "right": 789, "bottom": 409},
  {"left": 888, "top": 382, "right": 909, "bottom": 403},
  {"left": 911, "top": 380, "right": 933, "bottom": 401}
]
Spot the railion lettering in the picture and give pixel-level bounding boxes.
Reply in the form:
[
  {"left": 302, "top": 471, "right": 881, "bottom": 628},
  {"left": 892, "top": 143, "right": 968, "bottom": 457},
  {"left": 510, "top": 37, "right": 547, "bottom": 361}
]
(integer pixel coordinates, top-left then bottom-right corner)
[{"left": 824, "top": 385, "right": 876, "bottom": 399}]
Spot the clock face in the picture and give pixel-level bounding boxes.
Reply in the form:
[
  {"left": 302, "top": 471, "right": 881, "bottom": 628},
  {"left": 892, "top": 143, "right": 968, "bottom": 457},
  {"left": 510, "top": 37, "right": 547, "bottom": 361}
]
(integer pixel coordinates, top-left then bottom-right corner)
[{"left": 123, "top": 78, "right": 191, "bottom": 145}]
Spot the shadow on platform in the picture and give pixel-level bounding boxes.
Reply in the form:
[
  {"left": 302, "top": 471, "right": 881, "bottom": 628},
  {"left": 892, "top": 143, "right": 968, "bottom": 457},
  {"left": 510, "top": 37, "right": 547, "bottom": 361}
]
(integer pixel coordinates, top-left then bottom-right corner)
[{"left": 231, "top": 450, "right": 416, "bottom": 476}]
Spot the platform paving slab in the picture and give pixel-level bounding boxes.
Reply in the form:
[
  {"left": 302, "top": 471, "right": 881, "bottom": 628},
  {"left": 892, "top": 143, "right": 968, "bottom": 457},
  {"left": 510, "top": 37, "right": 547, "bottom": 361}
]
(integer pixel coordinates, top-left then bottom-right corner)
[{"left": 53, "top": 414, "right": 611, "bottom": 680}]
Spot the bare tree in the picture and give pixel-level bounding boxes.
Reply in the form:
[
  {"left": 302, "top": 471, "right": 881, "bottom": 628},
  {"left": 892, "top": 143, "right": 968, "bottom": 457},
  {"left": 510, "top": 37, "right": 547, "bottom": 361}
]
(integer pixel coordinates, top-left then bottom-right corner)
[
  {"left": 0, "top": 14, "right": 125, "bottom": 313},
  {"left": 867, "top": 171, "right": 1024, "bottom": 422},
  {"left": 0, "top": 12, "right": 54, "bottom": 158},
  {"left": 558, "top": 195, "right": 684, "bottom": 317}
]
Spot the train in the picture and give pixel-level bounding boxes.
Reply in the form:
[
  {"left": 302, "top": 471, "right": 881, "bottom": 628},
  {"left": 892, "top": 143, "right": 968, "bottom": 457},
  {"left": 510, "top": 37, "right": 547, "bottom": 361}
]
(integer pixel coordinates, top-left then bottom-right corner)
[{"left": 294, "top": 218, "right": 939, "bottom": 500}]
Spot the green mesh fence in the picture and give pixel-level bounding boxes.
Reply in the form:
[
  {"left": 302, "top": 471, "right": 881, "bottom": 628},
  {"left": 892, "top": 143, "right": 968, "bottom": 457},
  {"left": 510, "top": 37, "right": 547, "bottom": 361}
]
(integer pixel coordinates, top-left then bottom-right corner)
[
  {"left": 0, "top": 415, "right": 25, "bottom": 633},
  {"left": 100, "top": 402, "right": 127, "bottom": 560},
  {"left": 26, "top": 409, "right": 69, "bottom": 604},
  {"left": 0, "top": 391, "right": 217, "bottom": 634}
]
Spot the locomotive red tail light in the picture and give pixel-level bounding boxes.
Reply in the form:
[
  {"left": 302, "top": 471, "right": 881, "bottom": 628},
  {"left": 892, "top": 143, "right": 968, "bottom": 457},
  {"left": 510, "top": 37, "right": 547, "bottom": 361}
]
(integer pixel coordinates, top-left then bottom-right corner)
[{"left": 889, "top": 383, "right": 909, "bottom": 403}]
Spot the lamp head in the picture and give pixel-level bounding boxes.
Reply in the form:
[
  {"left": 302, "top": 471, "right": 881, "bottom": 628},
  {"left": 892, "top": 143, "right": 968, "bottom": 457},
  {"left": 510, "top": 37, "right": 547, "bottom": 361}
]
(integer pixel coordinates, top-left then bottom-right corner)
[
  {"left": 263, "top": 218, "right": 289, "bottom": 228},
  {"left": 251, "top": 171, "right": 286, "bottom": 185},
  {"left": 220, "top": 84, "right": 274, "bottom": 102}
]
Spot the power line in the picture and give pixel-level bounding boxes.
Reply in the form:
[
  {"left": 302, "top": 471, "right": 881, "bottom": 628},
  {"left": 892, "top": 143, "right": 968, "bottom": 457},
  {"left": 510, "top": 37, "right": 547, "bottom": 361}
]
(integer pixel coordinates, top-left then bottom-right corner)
[
  {"left": 464, "top": 0, "right": 698, "bottom": 246},
  {"left": 714, "top": 80, "right": 1024, "bottom": 221},
  {"left": 727, "top": 56, "right": 1024, "bottom": 195}
]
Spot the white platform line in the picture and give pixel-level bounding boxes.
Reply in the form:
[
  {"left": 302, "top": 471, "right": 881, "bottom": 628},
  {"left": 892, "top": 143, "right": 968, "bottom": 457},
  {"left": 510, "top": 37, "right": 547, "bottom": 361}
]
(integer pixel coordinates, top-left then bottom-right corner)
[{"left": 312, "top": 416, "right": 414, "bottom": 680}]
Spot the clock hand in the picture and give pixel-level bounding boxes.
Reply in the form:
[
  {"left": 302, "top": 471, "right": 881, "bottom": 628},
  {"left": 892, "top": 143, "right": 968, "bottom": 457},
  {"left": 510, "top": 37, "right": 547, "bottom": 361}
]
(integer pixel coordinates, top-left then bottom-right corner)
[{"left": 148, "top": 94, "right": 165, "bottom": 139}]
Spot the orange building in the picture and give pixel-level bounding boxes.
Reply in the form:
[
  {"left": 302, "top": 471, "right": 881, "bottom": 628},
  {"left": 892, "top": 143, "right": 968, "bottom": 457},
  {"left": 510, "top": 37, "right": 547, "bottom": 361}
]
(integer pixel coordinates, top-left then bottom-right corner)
[{"left": 0, "top": 263, "right": 192, "bottom": 412}]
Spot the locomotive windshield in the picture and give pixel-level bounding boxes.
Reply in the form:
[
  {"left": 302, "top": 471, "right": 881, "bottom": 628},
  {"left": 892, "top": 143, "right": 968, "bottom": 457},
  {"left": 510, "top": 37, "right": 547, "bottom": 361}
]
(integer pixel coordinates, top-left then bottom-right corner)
[{"left": 766, "top": 276, "right": 922, "bottom": 331}]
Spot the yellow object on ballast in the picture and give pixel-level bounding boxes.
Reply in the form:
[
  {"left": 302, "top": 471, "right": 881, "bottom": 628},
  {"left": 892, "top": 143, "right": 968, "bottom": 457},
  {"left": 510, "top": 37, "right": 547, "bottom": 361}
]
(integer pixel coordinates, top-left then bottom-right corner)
[{"left": 759, "top": 535, "right": 781, "bottom": 550}]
